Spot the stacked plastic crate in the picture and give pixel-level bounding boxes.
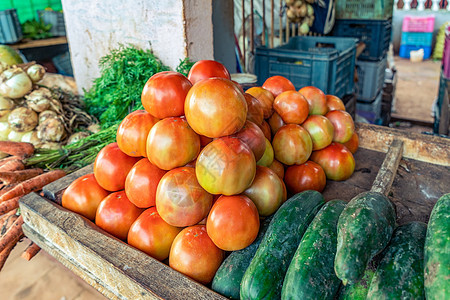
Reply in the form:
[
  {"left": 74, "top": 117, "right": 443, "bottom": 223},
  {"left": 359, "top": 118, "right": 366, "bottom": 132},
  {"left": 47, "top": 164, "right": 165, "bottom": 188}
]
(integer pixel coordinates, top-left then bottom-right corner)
[
  {"left": 400, "top": 16, "right": 435, "bottom": 60},
  {"left": 331, "top": 0, "right": 394, "bottom": 124}
]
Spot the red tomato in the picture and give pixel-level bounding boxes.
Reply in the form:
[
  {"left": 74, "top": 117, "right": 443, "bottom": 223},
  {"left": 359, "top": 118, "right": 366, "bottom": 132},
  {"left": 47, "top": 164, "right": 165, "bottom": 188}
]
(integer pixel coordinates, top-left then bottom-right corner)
[
  {"left": 262, "top": 76, "right": 296, "bottom": 98},
  {"left": 62, "top": 173, "right": 110, "bottom": 220},
  {"left": 256, "top": 138, "right": 274, "bottom": 167},
  {"left": 232, "top": 80, "right": 245, "bottom": 93},
  {"left": 125, "top": 158, "right": 167, "bottom": 208},
  {"left": 185, "top": 78, "right": 247, "bottom": 138},
  {"left": 169, "top": 225, "right": 224, "bottom": 284},
  {"left": 146, "top": 117, "right": 200, "bottom": 170},
  {"left": 268, "top": 111, "right": 286, "bottom": 136},
  {"left": 244, "top": 166, "right": 284, "bottom": 216},
  {"left": 259, "top": 120, "right": 272, "bottom": 141},
  {"left": 299, "top": 86, "right": 328, "bottom": 115},
  {"left": 272, "top": 124, "right": 312, "bottom": 165},
  {"left": 273, "top": 91, "right": 309, "bottom": 124},
  {"left": 141, "top": 71, "right": 192, "bottom": 119},
  {"left": 206, "top": 195, "right": 259, "bottom": 251},
  {"left": 116, "top": 110, "right": 159, "bottom": 157},
  {"left": 310, "top": 142, "right": 355, "bottom": 181},
  {"left": 284, "top": 161, "right": 326, "bottom": 194},
  {"left": 341, "top": 132, "right": 359, "bottom": 154},
  {"left": 326, "top": 95, "right": 346, "bottom": 111},
  {"left": 268, "top": 159, "right": 285, "bottom": 180},
  {"left": 95, "top": 191, "right": 144, "bottom": 240},
  {"left": 302, "top": 115, "right": 335, "bottom": 150},
  {"left": 196, "top": 137, "right": 256, "bottom": 195},
  {"left": 325, "top": 110, "right": 355, "bottom": 143},
  {"left": 231, "top": 120, "right": 266, "bottom": 161},
  {"left": 187, "top": 60, "right": 231, "bottom": 85},
  {"left": 156, "top": 167, "right": 213, "bottom": 227},
  {"left": 127, "top": 207, "right": 182, "bottom": 261},
  {"left": 244, "top": 93, "right": 264, "bottom": 126},
  {"left": 245, "top": 87, "right": 274, "bottom": 119},
  {"left": 94, "top": 143, "right": 140, "bottom": 191}
]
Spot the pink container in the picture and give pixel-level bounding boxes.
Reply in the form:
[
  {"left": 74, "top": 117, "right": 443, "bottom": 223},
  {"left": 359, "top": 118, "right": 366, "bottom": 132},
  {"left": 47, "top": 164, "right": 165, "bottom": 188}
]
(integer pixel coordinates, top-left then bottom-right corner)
[
  {"left": 402, "top": 15, "right": 435, "bottom": 32},
  {"left": 443, "top": 30, "right": 450, "bottom": 79}
]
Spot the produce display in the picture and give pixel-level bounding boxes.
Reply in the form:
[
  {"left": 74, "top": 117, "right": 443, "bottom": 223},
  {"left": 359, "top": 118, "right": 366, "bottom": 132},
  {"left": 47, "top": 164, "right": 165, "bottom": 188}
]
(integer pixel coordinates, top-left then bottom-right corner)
[
  {"left": 285, "top": 0, "right": 315, "bottom": 34},
  {"left": 13, "top": 56, "right": 448, "bottom": 299}
]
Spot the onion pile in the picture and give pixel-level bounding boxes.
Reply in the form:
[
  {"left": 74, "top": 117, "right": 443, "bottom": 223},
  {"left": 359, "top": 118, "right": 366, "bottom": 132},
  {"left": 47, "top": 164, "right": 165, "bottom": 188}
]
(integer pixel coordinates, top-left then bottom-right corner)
[
  {"left": 0, "top": 62, "right": 98, "bottom": 148},
  {"left": 285, "top": 0, "right": 315, "bottom": 34}
]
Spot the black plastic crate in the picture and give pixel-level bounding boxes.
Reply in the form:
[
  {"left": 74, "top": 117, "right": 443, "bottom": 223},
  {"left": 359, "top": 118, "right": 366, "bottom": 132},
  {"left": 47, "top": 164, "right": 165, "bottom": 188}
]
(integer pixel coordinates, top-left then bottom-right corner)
[
  {"left": 255, "top": 36, "right": 357, "bottom": 99},
  {"left": 343, "top": 93, "right": 356, "bottom": 120},
  {"left": 332, "top": 19, "right": 392, "bottom": 61}
]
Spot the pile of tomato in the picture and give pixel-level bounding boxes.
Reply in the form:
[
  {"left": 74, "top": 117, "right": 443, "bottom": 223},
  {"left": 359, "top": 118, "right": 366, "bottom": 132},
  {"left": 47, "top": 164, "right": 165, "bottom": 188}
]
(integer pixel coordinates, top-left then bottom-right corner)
[{"left": 61, "top": 60, "right": 359, "bottom": 285}]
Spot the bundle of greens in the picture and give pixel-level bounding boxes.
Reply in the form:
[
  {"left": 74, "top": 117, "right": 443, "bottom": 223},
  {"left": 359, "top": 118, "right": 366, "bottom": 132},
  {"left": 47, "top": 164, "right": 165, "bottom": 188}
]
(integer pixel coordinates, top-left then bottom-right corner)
[
  {"left": 84, "top": 45, "right": 169, "bottom": 129},
  {"left": 22, "top": 19, "right": 53, "bottom": 40}
]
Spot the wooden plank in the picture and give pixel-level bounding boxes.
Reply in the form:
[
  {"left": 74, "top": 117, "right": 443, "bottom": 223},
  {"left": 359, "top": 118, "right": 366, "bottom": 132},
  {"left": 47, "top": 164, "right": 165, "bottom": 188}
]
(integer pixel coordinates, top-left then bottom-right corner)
[
  {"left": 356, "top": 123, "right": 450, "bottom": 166},
  {"left": 19, "top": 193, "right": 226, "bottom": 300},
  {"left": 371, "top": 139, "right": 403, "bottom": 196},
  {"left": 10, "top": 36, "right": 68, "bottom": 50}
]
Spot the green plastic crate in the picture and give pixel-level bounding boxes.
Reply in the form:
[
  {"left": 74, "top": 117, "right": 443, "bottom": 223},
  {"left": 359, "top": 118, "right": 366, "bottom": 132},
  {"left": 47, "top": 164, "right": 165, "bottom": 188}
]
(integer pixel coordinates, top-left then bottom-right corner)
[
  {"left": 0, "top": 0, "right": 62, "bottom": 23},
  {"left": 336, "top": 0, "right": 394, "bottom": 20}
]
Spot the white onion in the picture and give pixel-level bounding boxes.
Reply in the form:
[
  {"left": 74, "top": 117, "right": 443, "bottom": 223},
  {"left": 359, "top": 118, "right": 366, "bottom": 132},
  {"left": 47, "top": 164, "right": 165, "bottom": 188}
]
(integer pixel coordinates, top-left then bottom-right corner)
[
  {"left": 0, "top": 67, "right": 33, "bottom": 99},
  {"left": 0, "top": 121, "right": 11, "bottom": 140},
  {"left": 39, "top": 110, "right": 58, "bottom": 124},
  {"left": 35, "top": 142, "right": 61, "bottom": 150},
  {"left": 8, "top": 107, "right": 38, "bottom": 132},
  {"left": 67, "top": 131, "right": 90, "bottom": 145},
  {"left": 25, "top": 87, "right": 52, "bottom": 113},
  {"left": 8, "top": 130, "right": 28, "bottom": 142},
  {"left": 0, "top": 96, "right": 15, "bottom": 117},
  {"left": 307, "top": 4, "right": 314, "bottom": 17},
  {"left": 27, "top": 64, "right": 46, "bottom": 83},
  {"left": 87, "top": 123, "right": 101, "bottom": 134},
  {"left": 36, "top": 117, "right": 65, "bottom": 142},
  {"left": 21, "top": 131, "right": 40, "bottom": 146}
]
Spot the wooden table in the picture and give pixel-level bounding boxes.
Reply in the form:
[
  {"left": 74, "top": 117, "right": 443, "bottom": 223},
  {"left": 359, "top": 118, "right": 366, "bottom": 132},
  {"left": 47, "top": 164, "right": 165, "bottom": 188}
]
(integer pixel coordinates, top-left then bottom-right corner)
[
  {"left": 9, "top": 36, "right": 68, "bottom": 50},
  {"left": 19, "top": 123, "right": 450, "bottom": 300}
]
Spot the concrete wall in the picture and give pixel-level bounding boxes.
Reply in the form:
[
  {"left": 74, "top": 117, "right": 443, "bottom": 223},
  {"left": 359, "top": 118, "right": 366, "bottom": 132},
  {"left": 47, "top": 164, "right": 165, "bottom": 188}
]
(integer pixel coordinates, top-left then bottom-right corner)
[{"left": 62, "top": 0, "right": 214, "bottom": 93}]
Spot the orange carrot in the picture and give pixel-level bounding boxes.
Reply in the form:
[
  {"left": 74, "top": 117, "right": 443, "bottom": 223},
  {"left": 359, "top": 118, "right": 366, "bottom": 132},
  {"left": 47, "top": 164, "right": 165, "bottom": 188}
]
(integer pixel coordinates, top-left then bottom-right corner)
[
  {"left": 0, "top": 159, "right": 25, "bottom": 172},
  {"left": 0, "top": 209, "right": 17, "bottom": 230},
  {"left": 0, "top": 141, "right": 34, "bottom": 159},
  {"left": 0, "top": 196, "right": 20, "bottom": 214},
  {"left": 0, "top": 170, "right": 66, "bottom": 203},
  {"left": 21, "top": 242, "right": 41, "bottom": 261},
  {"left": 0, "top": 156, "right": 22, "bottom": 167},
  {"left": 0, "top": 232, "right": 23, "bottom": 270},
  {"left": 0, "top": 168, "right": 43, "bottom": 185},
  {"left": 0, "top": 215, "right": 23, "bottom": 253}
]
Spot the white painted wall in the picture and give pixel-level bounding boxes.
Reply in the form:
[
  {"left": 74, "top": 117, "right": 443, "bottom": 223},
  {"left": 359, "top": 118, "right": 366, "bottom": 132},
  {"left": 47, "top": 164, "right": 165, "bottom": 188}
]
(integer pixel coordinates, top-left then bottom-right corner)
[{"left": 61, "top": 0, "right": 214, "bottom": 93}]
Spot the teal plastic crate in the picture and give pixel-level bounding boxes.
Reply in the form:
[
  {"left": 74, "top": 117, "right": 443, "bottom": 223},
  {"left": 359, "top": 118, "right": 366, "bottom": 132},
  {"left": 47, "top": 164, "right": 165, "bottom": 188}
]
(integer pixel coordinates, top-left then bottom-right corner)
[
  {"left": 0, "top": 9, "right": 22, "bottom": 44},
  {"left": 255, "top": 36, "right": 357, "bottom": 99},
  {"left": 336, "top": 0, "right": 394, "bottom": 20},
  {"left": 401, "top": 32, "right": 433, "bottom": 46},
  {"left": 356, "top": 57, "right": 387, "bottom": 102},
  {"left": 0, "top": 0, "right": 62, "bottom": 23}
]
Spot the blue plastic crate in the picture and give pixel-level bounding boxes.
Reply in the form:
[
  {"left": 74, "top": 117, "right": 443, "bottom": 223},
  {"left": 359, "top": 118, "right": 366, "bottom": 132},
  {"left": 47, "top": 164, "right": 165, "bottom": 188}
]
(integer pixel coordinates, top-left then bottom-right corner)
[
  {"left": 356, "top": 91, "right": 382, "bottom": 124},
  {"left": 399, "top": 45, "right": 432, "bottom": 59},
  {"left": 332, "top": 19, "right": 392, "bottom": 61},
  {"left": 356, "top": 57, "right": 387, "bottom": 102},
  {"left": 52, "top": 51, "right": 73, "bottom": 76},
  {"left": 0, "top": 9, "right": 22, "bottom": 44},
  {"left": 254, "top": 36, "right": 357, "bottom": 99},
  {"left": 401, "top": 32, "right": 433, "bottom": 46}
]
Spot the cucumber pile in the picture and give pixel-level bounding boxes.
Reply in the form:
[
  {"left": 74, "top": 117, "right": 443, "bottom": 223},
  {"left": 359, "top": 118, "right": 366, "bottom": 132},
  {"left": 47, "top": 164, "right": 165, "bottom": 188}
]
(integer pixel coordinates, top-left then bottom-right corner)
[{"left": 211, "top": 192, "right": 449, "bottom": 300}]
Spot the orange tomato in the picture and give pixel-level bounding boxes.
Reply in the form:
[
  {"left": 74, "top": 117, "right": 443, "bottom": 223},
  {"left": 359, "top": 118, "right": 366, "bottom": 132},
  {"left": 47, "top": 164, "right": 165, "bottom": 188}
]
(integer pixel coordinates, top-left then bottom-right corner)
[{"left": 262, "top": 75, "right": 296, "bottom": 98}]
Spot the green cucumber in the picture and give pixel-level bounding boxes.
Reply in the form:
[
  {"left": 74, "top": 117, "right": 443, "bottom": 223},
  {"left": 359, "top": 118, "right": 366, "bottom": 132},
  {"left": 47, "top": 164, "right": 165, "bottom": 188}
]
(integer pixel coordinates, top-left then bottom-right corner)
[
  {"left": 335, "top": 191, "right": 396, "bottom": 285},
  {"left": 424, "top": 193, "right": 450, "bottom": 300},
  {"left": 367, "top": 221, "right": 427, "bottom": 299},
  {"left": 240, "top": 190, "right": 324, "bottom": 300},
  {"left": 338, "top": 268, "right": 376, "bottom": 300},
  {"left": 211, "top": 216, "right": 273, "bottom": 300},
  {"left": 281, "top": 199, "right": 346, "bottom": 300}
]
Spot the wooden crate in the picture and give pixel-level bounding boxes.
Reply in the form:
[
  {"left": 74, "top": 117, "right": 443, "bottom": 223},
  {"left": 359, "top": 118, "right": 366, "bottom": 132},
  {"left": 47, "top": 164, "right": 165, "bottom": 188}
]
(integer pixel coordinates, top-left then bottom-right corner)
[{"left": 19, "top": 123, "right": 450, "bottom": 300}]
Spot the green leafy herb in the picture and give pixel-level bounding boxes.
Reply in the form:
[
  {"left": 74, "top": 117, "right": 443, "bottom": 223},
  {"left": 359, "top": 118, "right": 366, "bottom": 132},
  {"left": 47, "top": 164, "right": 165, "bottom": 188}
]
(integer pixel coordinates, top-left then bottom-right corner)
[
  {"left": 83, "top": 45, "right": 169, "bottom": 129},
  {"left": 176, "top": 58, "right": 196, "bottom": 77},
  {"left": 21, "top": 19, "right": 53, "bottom": 40}
]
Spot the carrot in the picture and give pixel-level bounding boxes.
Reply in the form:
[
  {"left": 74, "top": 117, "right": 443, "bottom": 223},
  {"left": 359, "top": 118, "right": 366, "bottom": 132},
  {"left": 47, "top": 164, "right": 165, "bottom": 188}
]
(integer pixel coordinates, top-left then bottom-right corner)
[
  {"left": 0, "top": 170, "right": 66, "bottom": 203},
  {"left": 0, "top": 159, "right": 25, "bottom": 172},
  {"left": 0, "top": 209, "right": 17, "bottom": 230},
  {"left": 0, "top": 215, "right": 23, "bottom": 253},
  {"left": 0, "top": 196, "right": 20, "bottom": 215},
  {"left": 0, "top": 156, "right": 22, "bottom": 167},
  {"left": 0, "top": 168, "right": 43, "bottom": 185},
  {"left": 21, "top": 242, "right": 41, "bottom": 261},
  {"left": 0, "top": 230, "right": 23, "bottom": 271},
  {"left": 0, "top": 212, "right": 18, "bottom": 236},
  {"left": 0, "top": 141, "right": 34, "bottom": 159}
]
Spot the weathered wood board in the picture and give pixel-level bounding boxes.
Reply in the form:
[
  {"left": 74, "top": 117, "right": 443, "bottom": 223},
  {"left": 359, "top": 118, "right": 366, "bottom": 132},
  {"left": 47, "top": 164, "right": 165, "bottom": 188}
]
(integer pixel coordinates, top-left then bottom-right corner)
[{"left": 19, "top": 123, "right": 450, "bottom": 299}]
